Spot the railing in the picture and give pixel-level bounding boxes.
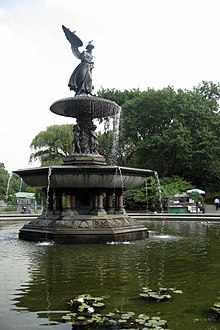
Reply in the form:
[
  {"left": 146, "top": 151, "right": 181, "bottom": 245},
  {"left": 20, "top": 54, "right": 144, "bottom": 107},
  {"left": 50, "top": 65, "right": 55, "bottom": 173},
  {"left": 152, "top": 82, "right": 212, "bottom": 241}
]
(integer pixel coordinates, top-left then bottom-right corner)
[{"left": 0, "top": 205, "right": 43, "bottom": 214}]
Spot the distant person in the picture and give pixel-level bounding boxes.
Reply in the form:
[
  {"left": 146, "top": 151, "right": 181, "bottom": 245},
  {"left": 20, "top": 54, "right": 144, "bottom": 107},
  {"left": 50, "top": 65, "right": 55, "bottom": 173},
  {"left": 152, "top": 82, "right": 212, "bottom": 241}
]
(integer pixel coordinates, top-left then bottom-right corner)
[
  {"left": 21, "top": 206, "right": 26, "bottom": 213},
  {"left": 21, "top": 206, "right": 30, "bottom": 214},
  {"left": 214, "top": 198, "right": 219, "bottom": 210},
  {"left": 197, "top": 202, "right": 204, "bottom": 213}
]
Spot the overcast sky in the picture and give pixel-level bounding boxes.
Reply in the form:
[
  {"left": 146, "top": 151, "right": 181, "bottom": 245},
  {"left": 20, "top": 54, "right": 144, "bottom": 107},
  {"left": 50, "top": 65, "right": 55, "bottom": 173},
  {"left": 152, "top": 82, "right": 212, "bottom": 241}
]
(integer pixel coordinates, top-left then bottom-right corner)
[{"left": 1, "top": 0, "right": 220, "bottom": 172}]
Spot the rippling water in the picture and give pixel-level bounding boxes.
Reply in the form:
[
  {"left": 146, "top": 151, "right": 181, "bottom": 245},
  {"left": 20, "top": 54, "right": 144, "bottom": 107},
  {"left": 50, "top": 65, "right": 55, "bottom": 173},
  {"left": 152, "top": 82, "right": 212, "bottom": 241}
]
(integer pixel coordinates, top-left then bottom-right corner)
[{"left": 1, "top": 220, "right": 220, "bottom": 329}]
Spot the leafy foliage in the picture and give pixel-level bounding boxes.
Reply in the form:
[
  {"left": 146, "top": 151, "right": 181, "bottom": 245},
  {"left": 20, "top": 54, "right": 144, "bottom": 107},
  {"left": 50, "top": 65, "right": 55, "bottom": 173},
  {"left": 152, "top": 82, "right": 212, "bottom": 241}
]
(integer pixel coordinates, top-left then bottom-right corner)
[
  {"left": 0, "top": 162, "right": 35, "bottom": 203},
  {"left": 0, "top": 163, "right": 9, "bottom": 201},
  {"left": 98, "top": 81, "right": 220, "bottom": 190},
  {"left": 160, "top": 176, "right": 193, "bottom": 196},
  {"left": 96, "top": 87, "right": 142, "bottom": 106},
  {"left": 97, "top": 131, "right": 113, "bottom": 163},
  {"left": 25, "top": 81, "right": 220, "bottom": 205},
  {"left": 29, "top": 124, "right": 73, "bottom": 166},
  {"left": 124, "top": 175, "right": 193, "bottom": 211}
]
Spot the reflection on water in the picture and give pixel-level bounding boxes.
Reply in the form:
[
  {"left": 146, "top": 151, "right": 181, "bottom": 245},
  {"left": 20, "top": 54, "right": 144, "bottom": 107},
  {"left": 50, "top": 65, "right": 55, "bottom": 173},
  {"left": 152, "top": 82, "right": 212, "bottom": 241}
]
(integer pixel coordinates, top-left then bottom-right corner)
[
  {"left": 36, "top": 241, "right": 54, "bottom": 246},
  {"left": 1, "top": 220, "right": 220, "bottom": 329}
]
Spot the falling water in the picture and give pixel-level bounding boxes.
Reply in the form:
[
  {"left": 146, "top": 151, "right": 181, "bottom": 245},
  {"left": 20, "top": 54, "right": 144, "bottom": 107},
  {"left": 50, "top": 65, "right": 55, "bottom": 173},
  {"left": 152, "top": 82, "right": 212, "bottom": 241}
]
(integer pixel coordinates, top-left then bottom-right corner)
[
  {"left": 154, "top": 171, "right": 163, "bottom": 212},
  {"left": 113, "top": 166, "right": 124, "bottom": 192},
  {"left": 117, "top": 166, "right": 124, "bottom": 192},
  {"left": 112, "top": 166, "right": 125, "bottom": 212},
  {"left": 113, "top": 166, "right": 119, "bottom": 190},
  {"left": 5, "top": 173, "right": 12, "bottom": 201},
  {"left": 157, "top": 242, "right": 166, "bottom": 289},
  {"left": 45, "top": 167, "right": 52, "bottom": 217},
  {"left": 109, "top": 107, "right": 122, "bottom": 165},
  {"left": 153, "top": 171, "right": 166, "bottom": 288},
  {"left": 102, "top": 117, "right": 111, "bottom": 133},
  {"left": 153, "top": 172, "right": 166, "bottom": 288},
  {"left": 145, "top": 178, "right": 149, "bottom": 213},
  {"left": 19, "top": 178, "right": 23, "bottom": 192}
]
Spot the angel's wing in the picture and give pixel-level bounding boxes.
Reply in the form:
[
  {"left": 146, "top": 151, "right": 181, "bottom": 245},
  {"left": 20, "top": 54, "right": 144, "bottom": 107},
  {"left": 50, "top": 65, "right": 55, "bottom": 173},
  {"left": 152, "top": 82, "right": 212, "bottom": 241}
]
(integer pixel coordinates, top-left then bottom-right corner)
[{"left": 62, "top": 25, "right": 83, "bottom": 59}]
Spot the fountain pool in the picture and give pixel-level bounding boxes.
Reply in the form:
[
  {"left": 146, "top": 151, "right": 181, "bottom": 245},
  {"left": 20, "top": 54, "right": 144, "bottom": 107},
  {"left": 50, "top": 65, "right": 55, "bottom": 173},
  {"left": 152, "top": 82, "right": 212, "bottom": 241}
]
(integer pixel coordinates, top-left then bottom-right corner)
[{"left": 1, "top": 219, "right": 220, "bottom": 329}]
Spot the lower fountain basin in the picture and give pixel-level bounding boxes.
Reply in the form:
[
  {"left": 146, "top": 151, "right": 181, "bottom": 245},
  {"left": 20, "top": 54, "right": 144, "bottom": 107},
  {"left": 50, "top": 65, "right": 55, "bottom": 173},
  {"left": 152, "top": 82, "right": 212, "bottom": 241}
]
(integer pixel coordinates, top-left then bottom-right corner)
[
  {"left": 18, "top": 214, "right": 149, "bottom": 243},
  {"left": 14, "top": 165, "right": 154, "bottom": 189},
  {"left": 14, "top": 165, "right": 153, "bottom": 243}
]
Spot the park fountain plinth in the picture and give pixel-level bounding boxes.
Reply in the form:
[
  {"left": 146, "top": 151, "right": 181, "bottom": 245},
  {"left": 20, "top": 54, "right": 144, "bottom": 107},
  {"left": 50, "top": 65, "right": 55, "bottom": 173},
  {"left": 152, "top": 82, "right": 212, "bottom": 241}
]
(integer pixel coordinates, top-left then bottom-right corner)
[{"left": 14, "top": 95, "right": 153, "bottom": 243}]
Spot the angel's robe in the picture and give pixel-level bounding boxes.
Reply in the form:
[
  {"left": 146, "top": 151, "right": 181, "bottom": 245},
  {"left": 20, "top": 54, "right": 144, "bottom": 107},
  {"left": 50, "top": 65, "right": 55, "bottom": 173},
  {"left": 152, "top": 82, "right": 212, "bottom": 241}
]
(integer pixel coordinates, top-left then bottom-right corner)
[{"left": 68, "top": 51, "right": 94, "bottom": 95}]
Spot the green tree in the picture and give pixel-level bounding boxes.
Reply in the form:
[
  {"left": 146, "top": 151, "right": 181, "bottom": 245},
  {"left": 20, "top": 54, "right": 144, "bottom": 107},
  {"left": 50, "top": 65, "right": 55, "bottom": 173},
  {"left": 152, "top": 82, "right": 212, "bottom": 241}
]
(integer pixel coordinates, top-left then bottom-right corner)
[
  {"left": 119, "top": 84, "right": 220, "bottom": 189},
  {"left": 160, "top": 175, "right": 193, "bottom": 196},
  {"left": 97, "top": 88, "right": 141, "bottom": 106},
  {"left": 194, "top": 80, "right": 220, "bottom": 113},
  {"left": 97, "top": 131, "right": 113, "bottom": 163},
  {"left": 0, "top": 163, "right": 8, "bottom": 200},
  {"left": 95, "top": 84, "right": 220, "bottom": 191},
  {"left": 97, "top": 88, "right": 146, "bottom": 165},
  {"left": 124, "top": 175, "right": 193, "bottom": 211},
  {"left": 0, "top": 163, "right": 33, "bottom": 203},
  {"left": 29, "top": 124, "right": 73, "bottom": 166},
  {"left": 29, "top": 82, "right": 220, "bottom": 193}
]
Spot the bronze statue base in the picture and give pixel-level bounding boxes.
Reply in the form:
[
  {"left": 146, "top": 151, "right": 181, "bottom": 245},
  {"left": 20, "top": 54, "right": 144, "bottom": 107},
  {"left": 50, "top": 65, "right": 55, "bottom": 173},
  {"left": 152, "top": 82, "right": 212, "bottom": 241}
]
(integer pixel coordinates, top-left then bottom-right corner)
[
  {"left": 63, "top": 154, "right": 106, "bottom": 165},
  {"left": 19, "top": 213, "right": 148, "bottom": 243}
]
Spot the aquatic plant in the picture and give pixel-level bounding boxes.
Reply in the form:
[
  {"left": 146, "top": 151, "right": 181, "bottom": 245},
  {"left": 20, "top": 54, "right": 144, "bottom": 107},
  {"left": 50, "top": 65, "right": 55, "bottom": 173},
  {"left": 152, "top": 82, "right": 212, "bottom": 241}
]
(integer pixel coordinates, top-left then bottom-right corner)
[
  {"left": 62, "top": 293, "right": 169, "bottom": 329},
  {"left": 139, "top": 287, "right": 183, "bottom": 302},
  {"left": 67, "top": 294, "right": 106, "bottom": 313},
  {"left": 211, "top": 302, "right": 220, "bottom": 318},
  {"left": 62, "top": 310, "right": 168, "bottom": 329}
]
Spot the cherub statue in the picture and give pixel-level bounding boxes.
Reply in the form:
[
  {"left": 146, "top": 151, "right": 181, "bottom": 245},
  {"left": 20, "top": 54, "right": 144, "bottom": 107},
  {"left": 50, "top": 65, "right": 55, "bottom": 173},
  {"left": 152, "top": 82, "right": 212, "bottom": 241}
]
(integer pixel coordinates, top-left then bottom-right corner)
[
  {"left": 90, "top": 124, "right": 99, "bottom": 154},
  {"left": 72, "top": 124, "right": 81, "bottom": 153},
  {"left": 62, "top": 25, "right": 94, "bottom": 96}
]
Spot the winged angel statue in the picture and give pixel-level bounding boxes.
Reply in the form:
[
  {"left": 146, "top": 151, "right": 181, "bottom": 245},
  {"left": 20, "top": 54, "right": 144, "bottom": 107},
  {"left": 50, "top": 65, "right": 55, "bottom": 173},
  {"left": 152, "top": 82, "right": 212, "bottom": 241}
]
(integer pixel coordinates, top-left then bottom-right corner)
[{"left": 62, "top": 25, "right": 94, "bottom": 95}]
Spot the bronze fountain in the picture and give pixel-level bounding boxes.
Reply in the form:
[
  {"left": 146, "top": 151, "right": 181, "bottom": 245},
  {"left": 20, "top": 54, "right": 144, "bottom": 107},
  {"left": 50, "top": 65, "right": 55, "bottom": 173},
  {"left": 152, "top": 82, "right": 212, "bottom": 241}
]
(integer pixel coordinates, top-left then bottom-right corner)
[{"left": 14, "top": 26, "right": 153, "bottom": 243}]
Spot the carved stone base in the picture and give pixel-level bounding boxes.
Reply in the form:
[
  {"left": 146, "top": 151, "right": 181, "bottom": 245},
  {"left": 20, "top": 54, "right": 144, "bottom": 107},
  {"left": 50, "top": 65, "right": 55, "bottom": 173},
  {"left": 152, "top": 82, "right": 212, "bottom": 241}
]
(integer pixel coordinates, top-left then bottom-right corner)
[
  {"left": 18, "top": 213, "right": 148, "bottom": 243},
  {"left": 63, "top": 154, "right": 106, "bottom": 165}
]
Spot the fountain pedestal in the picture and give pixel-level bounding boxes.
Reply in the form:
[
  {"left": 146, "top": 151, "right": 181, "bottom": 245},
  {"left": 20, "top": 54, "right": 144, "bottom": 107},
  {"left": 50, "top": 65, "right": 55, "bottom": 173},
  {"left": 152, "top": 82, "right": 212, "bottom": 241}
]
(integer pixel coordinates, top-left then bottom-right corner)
[
  {"left": 19, "top": 214, "right": 148, "bottom": 243},
  {"left": 14, "top": 96, "right": 152, "bottom": 243}
]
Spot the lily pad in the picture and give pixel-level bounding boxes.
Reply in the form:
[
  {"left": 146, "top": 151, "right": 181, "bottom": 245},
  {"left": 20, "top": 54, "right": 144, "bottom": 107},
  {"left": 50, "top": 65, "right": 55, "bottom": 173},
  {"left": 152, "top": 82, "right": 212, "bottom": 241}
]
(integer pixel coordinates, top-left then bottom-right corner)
[
  {"left": 214, "top": 302, "right": 220, "bottom": 308},
  {"left": 140, "top": 286, "right": 182, "bottom": 302},
  {"left": 121, "top": 313, "right": 132, "bottom": 319},
  {"left": 171, "top": 289, "right": 183, "bottom": 294},
  {"left": 93, "top": 302, "right": 105, "bottom": 308},
  {"left": 63, "top": 293, "right": 169, "bottom": 329},
  {"left": 105, "top": 312, "right": 116, "bottom": 317},
  {"left": 118, "top": 319, "right": 128, "bottom": 323},
  {"left": 61, "top": 315, "right": 72, "bottom": 321},
  {"left": 93, "top": 296, "right": 104, "bottom": 301}
]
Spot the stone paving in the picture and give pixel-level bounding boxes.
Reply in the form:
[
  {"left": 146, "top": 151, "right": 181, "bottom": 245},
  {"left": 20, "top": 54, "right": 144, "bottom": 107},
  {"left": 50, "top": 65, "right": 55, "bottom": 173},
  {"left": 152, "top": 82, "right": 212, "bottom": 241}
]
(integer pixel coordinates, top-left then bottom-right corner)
[{"left": 204, "top": 203, "right": 220, "bottom": 214}]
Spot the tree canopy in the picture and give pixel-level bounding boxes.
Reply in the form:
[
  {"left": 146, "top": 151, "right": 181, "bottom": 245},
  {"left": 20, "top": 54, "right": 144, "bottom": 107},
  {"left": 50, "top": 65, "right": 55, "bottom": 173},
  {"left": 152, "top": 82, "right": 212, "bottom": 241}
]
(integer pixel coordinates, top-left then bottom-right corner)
[
  {"left": 0, "top": 162, "right": 33, "bottom": 203},
  {"left": 98, "top": 81, "right": 220, "bottom": 190},
  {"left": 4, "top": 81, "right": 220, "bottom": 208},
  {"left": 28, "top": 81, "right": 220, "bottom": 193},
  {"left": 29, "top": 124, "right": 73, "bottom": 166}
]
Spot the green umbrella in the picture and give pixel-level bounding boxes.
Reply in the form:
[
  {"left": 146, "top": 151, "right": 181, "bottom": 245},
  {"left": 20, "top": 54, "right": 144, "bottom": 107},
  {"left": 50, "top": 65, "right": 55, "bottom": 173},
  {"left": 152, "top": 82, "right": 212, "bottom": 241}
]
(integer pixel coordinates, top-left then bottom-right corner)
[{"left": 186, "top": 189, "right": 205, "bottom": 195}]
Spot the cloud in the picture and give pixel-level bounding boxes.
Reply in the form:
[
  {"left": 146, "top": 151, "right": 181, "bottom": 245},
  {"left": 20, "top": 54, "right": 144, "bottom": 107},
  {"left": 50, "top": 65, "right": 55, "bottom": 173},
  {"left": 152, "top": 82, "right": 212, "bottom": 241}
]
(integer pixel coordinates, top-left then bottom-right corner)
[{"left": 1, "top": 0, "right": 220, "bottom": 172}]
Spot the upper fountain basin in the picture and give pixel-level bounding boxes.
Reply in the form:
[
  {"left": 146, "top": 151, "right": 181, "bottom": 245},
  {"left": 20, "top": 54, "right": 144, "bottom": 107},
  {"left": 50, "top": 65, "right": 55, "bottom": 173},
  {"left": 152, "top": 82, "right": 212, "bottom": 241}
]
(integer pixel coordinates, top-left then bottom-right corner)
[
  {"left": 50, "top": 95, "right": 121, "bottom": 119},
  {"left": 13, "top": 166, "right": 154, "bottom": 189}
]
